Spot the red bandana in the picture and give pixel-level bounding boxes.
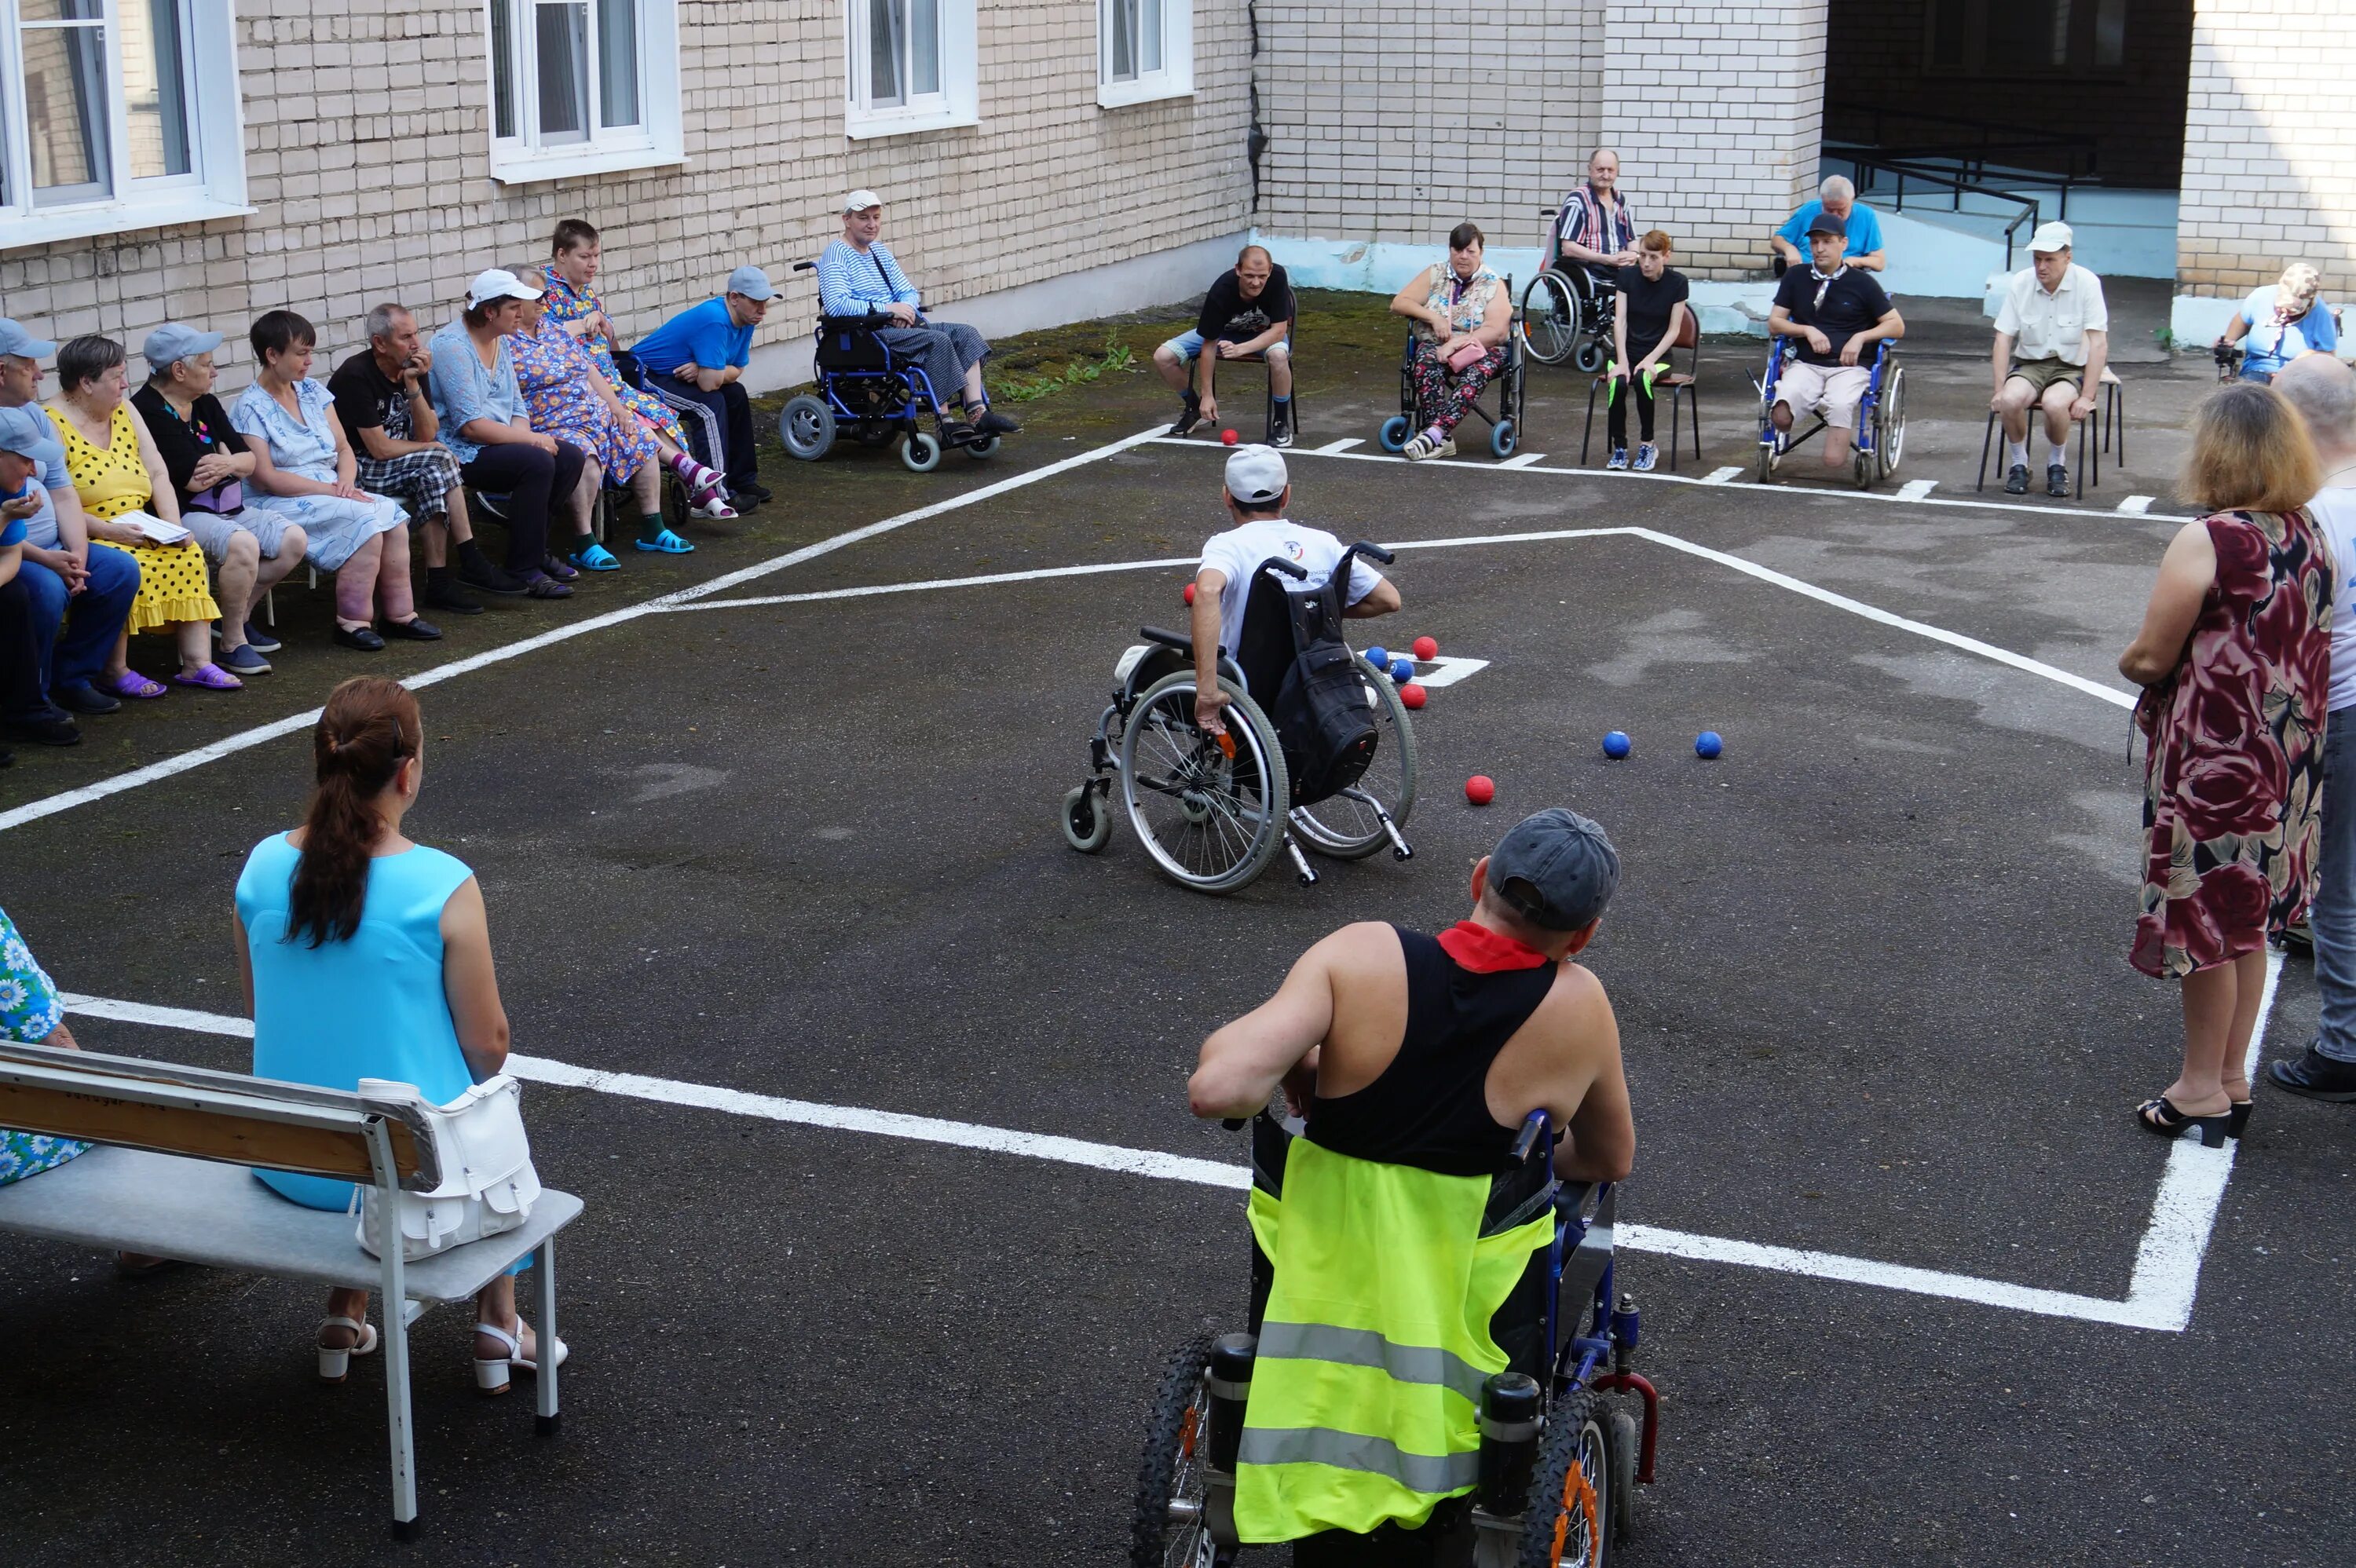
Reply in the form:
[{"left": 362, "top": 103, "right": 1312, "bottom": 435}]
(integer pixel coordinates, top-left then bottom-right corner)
[{"left": 1435, "top": 920, "right": 1553, "bottom": 973}]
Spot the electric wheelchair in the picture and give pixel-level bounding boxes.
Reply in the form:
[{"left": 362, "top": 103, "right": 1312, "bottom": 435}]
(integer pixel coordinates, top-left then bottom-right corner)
[
  {"left": 1130, "top": 1109, "right": 1659, "bottom": 1567},
  {"left": 775, "top": 258, "right": 1001, "bottom": 474},
  {"left": 1377, "top": 280, "right": 1529, "bottom": 461},
  {"left": 1753, "top": 335, "right": 1906, "bottom": 489},
  {"left": 1520, "top": 208, "right": 1617, "bottom": 375},
  {"left": 1061, "top": 545, "right": 1417, "bottom": 895}
]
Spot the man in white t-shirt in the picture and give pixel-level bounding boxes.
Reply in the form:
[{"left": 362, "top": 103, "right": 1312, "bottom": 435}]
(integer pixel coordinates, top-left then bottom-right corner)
[
  {"left": 1990, "top": 221, "right": 2109, "bottom": 498},
  {"left": 2270, "top": 353, "right": 2356, "bottom": 1103},
  {"left": 1190, "top": 444, "right": 1399, "bottom": 735}
]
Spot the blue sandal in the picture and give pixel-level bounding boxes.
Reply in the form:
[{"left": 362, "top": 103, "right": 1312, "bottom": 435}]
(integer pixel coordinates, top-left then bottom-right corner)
[
  {"left": 569, "top": 541, "right": 620, "bottom": 572},
  {"left": 634, "top": 529, "right": 696, "bottom": 554}
]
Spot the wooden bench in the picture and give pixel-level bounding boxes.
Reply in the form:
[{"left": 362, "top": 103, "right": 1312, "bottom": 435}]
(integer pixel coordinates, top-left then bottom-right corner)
[{"left": 0, "top": 1040, "right": 584, "bottom": 1537}]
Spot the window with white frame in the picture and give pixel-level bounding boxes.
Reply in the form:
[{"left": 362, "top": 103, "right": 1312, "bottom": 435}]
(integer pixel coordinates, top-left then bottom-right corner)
[
  {"left": 844, "top": 0, "right": 975, "bottom": 140},
  {"left": 0, "top": 0, "right": 247, "bottom": 250},
  {"left": 485, "top": 0, "right": 681, "bottom": 182},
  {"left": 1098, "top": 0, "right": 1189, "bottom": 108}
]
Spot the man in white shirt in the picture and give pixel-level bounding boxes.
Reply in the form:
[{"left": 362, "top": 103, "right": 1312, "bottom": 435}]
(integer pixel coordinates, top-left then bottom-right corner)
[
  {"left": 1990, "top": 221, "right": 2109, "bottom": 498},
  {"left": 1190, "top": 445, "right": 1399, "bottom": 735},
  {"left": 2264, "top": 356, "right": 2356, "bottom": 1102}
]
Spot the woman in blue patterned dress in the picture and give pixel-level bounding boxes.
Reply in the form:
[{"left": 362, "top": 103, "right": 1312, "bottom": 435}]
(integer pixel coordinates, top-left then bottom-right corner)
[{"left": 0, "top": 903, "right": 90, "bottom": 1189}]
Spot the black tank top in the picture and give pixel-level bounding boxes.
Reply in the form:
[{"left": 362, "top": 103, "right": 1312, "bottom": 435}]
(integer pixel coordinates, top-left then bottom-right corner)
[{"left": 1304, "top": 925, "right": 1559, "bottom": 1178}]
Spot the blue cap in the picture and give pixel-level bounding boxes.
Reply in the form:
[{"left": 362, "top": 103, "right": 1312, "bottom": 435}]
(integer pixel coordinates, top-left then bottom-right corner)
[
  {"left": 141, "top": 322, "right": 224, "bottom": 370},
  {"left": 726, "top": 265, "right": 775, "bottom": 302},
  {"left": 0, "top": 404, "right": 63, "bottom": 466},
  {"left": 1486, "top": 808, "right": 1621, "bottom": 930},
  {"left": 0, "top": 318, "right": 57, "bottom": 360}
]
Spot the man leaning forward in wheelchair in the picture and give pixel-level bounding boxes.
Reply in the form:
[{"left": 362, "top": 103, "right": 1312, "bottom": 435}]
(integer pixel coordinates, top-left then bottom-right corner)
[
  {"left": 1767, "top": 211, "right": 1904, "bottom": 473},
  {"left": 1188, "top": 808, "right": 1637, "bottom": 1559}
]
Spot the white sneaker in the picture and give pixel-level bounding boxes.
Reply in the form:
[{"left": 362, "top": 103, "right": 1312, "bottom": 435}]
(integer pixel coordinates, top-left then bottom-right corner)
[
  {"left": 1606, "top": 446, "right": 1629, "bottom": 470},
  {"left": 1633, "top": 443, "right": 1658, "bottom": 472},
  {"left": 1403, "top": 434, "right": 1436, "bottom": 461}
]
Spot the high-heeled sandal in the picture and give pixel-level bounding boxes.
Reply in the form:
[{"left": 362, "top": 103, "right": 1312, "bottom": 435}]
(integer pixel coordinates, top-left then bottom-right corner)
[
  {"left": 316, "top": 1315, "right": 379, "bottom": 1383},
  {"left": 2227, "top": 1100, "right": 2253, "bottom": 1139},
  {"left": 472, "top": 1320, "right": 570, "bottom": 1396},
  {"left": 2135, "top": 1095, "right": 2232, "bottom": 1149}
]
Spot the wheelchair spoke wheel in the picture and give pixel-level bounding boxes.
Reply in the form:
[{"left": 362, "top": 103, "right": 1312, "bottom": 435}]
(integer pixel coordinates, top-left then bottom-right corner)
[
  {"left": 1129, "top": 1333, "right": 1216, "bottom": 1568},
  {"left": 1120, "top": 672, "right": 1290, "bottom": 894},
  {"left": 1878, "top": 364, "right": 1907, "bottom": 477},
  {"left": 1519, "top": 1387, "right": 1611, "bottom": 1568},
  {"left": 1520, "top": 272, "right": 1580, "bottom": 367},
  {"left": 1291, "top": 656, "right": 1418, "bottom": 859}
]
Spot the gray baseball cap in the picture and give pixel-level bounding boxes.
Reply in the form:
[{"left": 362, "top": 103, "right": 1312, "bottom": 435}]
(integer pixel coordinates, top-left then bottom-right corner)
[
  {"left": 0, "top": 318, "right": 57, "bottom": 360},
  {"left": 1224, "top": 444, "right": 1289, "bottom": 505},
  {"left": 1487, "top": 808, "right": 1620, "bottom": 930},
  {"left": 141, "top": 322, "right": 224, "bottom": 370},
  {"left": 726, "top": 265, "right": 776, "bottom": 302},
  {"left": 0, "top": 404, "right": 64, "bottom": 466}
]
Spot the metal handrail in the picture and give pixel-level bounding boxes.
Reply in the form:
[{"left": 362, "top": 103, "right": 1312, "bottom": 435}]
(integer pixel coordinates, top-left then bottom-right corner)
[
  {"left": 1835, "top": 151, "right": 2043, "bottom": 272},
  {"left": 1825, "top": 100, "right": 2098, "bottom": 181}
]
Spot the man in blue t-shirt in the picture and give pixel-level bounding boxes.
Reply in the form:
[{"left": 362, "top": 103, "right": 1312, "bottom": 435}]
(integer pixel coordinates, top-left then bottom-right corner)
[
  {"left": 1769, "top": 176, "right": 1886, "bottom": 276},
  {"left": 0, "top": 403, "right": 88, "bottom": 755},
  {"left": 631, "top": 265, "right": 774, "bottom": 505}
]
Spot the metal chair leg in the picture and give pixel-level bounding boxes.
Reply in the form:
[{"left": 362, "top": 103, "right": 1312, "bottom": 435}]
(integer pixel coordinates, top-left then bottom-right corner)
[
  {"left": 1581, "top": 377, "right": 1600, "bottom": 465},
  {"left": 534, "top": 1236, "right": 561, "bottom": 1435},
  {"left": 1976, "top": 408, "right": 1996, "bottom": 492}
]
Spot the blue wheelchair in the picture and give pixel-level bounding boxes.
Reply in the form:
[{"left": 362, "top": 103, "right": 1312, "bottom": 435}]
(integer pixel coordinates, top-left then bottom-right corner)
[
  {"left": 1131, "top": 1109, "right": 1659, "bottom": 1566},
  {"left": 1754, "top": 336, "right": 1906, "bottom": 489},
  {"left": 775, "top": 259, "right": 1000, "bottom": 474},
  {"left": 1377, "top": 276, "right": 1530, "bottom": 461}
]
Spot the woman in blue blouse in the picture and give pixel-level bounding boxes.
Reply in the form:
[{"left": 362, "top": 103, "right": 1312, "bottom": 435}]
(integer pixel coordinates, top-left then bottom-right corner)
[
  {"left": 2218, "top": 263, "right": 2340, "bottom": 384},
  {"left": 235, "top": 676, "right": 563, "bottom": 1392}
]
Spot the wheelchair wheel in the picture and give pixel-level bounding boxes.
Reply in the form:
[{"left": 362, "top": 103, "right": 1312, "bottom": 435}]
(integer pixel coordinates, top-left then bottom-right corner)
[
  {"left": 966, "top": 434, "right": 1001, "bottom": 460},
  {"left": 1876, "top": 364, "right": 1907, "bottom": 479},
  {"left": 1129, "top": 1333, "right": 1216, "bottom": 1568},
  {"left": 1517, "top": 1386, "right": 1611, "bottom": 1568},
  {"left": 780, "top": 394, "right": 836, "bottom": 462},
  {"left": 1291, "top": 655, "right": 1418, "bottom": 860},
  {"left": 901, "top": 430, "right": 942, "bottom": 473},
  {"left": 1607, "top": 1409, "right": 1639, "bottom": 1546},
  {"left": 1120, "top": 671, "right": 1290, "bottom": 894},
  {"left": 1061, "top": 784, "right": 1113, "bottom": 853},
  {"left": 1491, "top": 418, "right": 1519, "bottom": 459},
  {"left": 1377, "top": 414, "right": 1410, "bottom": 453},
  {"left": 1520, "top": 272, "right": 1580, "bottom": 367},
  {"left": 1572, "top": 339, "right": 1608, "bottom": 376}
]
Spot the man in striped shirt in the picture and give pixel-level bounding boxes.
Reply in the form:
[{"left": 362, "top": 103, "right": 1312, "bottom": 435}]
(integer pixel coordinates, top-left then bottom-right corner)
[{"left": 816, "top": 190, "right": 1019, "bottom": 448}]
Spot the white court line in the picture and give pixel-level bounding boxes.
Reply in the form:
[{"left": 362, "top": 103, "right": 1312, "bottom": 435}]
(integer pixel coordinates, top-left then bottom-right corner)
[
  {"left": 1312, "top": 437, "right": 1366, "bottom": 455},
  {"left": 1896, "top": 479, "right": 1938, "bottom": 502},
  {"left": 1407, "top": 655, "right": 1489, "bottom": 689},
  {"left": 1494, "top": 452, "right": 1547, "bottom": 469},
  {"left": 0, "top": 425, "right": 1171, "bottom": 837},
  {"left": 2118, "top": 495, "right": 2157, "bottom": 514},
  {"left": 1699, "top": 466, "right": 1743, "bottom": 484}
]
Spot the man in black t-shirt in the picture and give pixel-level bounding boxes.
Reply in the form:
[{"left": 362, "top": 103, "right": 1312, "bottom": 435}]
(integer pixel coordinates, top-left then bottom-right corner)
[
  {"left": 1154, "top": 245, "right": 1299, "bottom": 446},
  {"left": 1765, "top": 213, "right": 1904, "bottom": 471}
]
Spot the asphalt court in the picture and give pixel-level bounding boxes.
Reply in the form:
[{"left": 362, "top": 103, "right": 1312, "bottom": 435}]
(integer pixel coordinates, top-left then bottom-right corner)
[{"left": 7, "top": 428, "right": 2355, "bottom": 1566}]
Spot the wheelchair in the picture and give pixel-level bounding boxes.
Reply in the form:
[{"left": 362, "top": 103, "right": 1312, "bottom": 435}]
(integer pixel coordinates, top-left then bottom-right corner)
[
  {"left": 1753, "top": 335, "right": 1906, "bottom": 489},
  {"left": 1377, "top": 280, "right": 1529, "bottom": 461},
  {"left": 1130, "top": 1109, "right": 1659, "bottom": 1567},
  {"left": 1520, "top": 210, "right": 1617, "bottom": 375},
  {"left": 775, "top": 259, "right": 1001, "bottom": 474},
  {"left": 1061, "top": 545, "right": 1417, "bottom": 895}
]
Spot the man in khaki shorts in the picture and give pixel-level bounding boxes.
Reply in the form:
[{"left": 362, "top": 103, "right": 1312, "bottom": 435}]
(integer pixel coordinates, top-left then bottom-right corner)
[
  {"left": 1990, "top": 221, "right": 2109, "bottom": 497},
  {"left": 1766, "top": 212, "right": 1904, "bottom": 473}
]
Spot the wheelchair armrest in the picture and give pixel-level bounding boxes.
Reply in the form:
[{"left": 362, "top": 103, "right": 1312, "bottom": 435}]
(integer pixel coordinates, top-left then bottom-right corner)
[
  {"left": 1140, "top": 624, "right": 1214, "bottom": 656},
  {"left": 792, "top": 259, "right": 817, "bottom": 272},
  {"left": 818, "top": 313, "right": 891, "bottom": 332}
]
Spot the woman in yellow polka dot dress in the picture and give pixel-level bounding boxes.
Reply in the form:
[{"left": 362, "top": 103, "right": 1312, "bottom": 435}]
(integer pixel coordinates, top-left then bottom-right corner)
[{"left": 46, "top": 334, "right": 240, "bottom": 694}]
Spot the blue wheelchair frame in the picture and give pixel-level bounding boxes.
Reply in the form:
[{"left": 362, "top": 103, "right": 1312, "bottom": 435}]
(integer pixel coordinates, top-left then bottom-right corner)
[
  {"left": 776, "top": 258, "right": 998, "bottom": 473},
  {"left": 1754, "top": 334, "right": 1907, "bottom": 490},
  {"left": 1376, "top": 272, "right": 1529, "bottom": 461}
]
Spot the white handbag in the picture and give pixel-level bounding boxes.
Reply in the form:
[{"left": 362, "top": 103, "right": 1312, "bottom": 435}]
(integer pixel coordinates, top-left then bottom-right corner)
[{"left": 353, "top": 1075, "right": 543, "bottom": 1261}]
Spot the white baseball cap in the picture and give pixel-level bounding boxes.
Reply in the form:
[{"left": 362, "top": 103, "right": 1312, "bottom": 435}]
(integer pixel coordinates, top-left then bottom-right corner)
[
  {"left": 466, "top": 269, "right": 543, "bottom": 309},
  {"left": 2028, "top": 221, "right": 2074, "bottom": 255},
  {"left": 1224, "top": 444, "right": 1289, "bottom": 505},
  {"left": 843, "top": 188, "right": 884, "bottom": 214}
]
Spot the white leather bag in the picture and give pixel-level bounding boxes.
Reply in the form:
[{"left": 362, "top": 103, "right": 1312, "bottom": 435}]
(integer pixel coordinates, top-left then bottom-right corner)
[{"left": 353, "top": 1075, "right": 542, "bottom": 1261}]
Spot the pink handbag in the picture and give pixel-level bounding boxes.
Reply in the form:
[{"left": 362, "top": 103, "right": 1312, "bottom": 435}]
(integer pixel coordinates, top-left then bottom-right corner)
[{"left": 1445, "top": 339, "right": 1487, "bottom": 372}]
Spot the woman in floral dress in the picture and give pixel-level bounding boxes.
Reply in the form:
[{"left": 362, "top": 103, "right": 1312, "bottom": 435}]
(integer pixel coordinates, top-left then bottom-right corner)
[
  {"left": 507, "top": 268, "right": 696, "bottom": 557},
  {"left": 540, "top": 222, "right": 737, "bottom": 518},
  {"left": 0, "top": 902, "right": 90, "bottom": 1188},
  {"left": 1387, "top": 221, "right": 1513, "bottom": 462},
  {"left": 2119, "top": 381, "right": 2334, "bottom": 1146}
]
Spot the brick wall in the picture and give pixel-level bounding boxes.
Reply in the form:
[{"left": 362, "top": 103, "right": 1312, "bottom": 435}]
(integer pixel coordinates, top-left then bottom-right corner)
[
  {"left": 2179, "top": 0, "right": 2356, "bottom": 296},
  {"left": 0, "top": 0, "right": 1252, "bottom": 391}
]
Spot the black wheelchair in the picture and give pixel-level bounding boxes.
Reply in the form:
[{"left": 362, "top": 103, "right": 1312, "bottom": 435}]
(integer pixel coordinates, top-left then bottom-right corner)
[
  {"left": 775, "top": 259, "right": 1000, "bottom": 474},
  {"left": 1753, "top": 335, "right": 1905, "bottom": 489},
  {"left": 1377, "top": 280, "right": 1529, "bottom": 461},
  {"left": 1063, "top": 546, "right": 1417, "bottom": 895},
  {"left": 1131, "top": 1109, "right": 1659, "bottom": 1567},
  {"left": 1520, "top": 210, "right": 1617, "bottom": 375}
]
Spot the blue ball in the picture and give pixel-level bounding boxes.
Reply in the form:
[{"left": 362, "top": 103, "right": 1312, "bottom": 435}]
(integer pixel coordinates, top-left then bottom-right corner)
[
  {"left": 1696, "top": 730, "right": 1724, "bottom": 759},
  {"left": 1365, "top": 645, "right": 1389, "bottom": 671},
  {"left": 1603, "top": 730, "right": 1632, "bottom": 759},
  {"left": 1389, "top": 657, "right": 1415, "bottom": 682}
]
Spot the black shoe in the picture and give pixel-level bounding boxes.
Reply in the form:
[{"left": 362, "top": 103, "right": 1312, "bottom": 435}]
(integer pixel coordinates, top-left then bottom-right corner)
[
  {"left": 52, "top": 681, "right": 119, "bottom": 716},
  {"left": 734, "top": 481, "right": 773, "bottom": 505},
  {"left": 1268, "top": 407, "right": 1295, "bottom": 448},
  {"left": 938, "top": 420, "right": 979, "bottom": 448},
  {"left": 2266, "top": 1044, "right": 2356, "bottom": 1102},
  {"left": 379, "top": 616, "right": 443, "bottom": 642},
  {"left": 975, "top": 409, "right": 1021, "bottom": 437},
  {"left": 3, "top": 711, "right": 79, "bottom": 747},
  {"left": 1169, "top": 399, "right": 1204, "bottom": 438},
  {"left": 457, "top": 549, "right": 528, "bottom": 597},
  {"left": 334, "top": 625, "right": 386, "bottom": 652},
  {"left": 424, "top": 576, "right": 485, "bottom": 616},
  {"left": 2047, "top": 462, "right": 2069, "bottom": 498},
  {"left": 2003, "top": 463, "right": 2029, "bottom": 495}
]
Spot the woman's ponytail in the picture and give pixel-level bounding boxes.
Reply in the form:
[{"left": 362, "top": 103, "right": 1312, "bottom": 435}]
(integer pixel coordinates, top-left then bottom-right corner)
[{"left": 287, "top": 678, "right": 421, "bottom": 947}]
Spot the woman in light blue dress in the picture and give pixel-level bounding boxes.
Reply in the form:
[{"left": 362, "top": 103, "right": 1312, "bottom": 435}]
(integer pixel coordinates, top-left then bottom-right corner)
[
  {"left": 234, "top": 676, "right": 563, "bottom": 1391},
  {"left": 229, "top": 310, "right": 439, "bottom": 654}
]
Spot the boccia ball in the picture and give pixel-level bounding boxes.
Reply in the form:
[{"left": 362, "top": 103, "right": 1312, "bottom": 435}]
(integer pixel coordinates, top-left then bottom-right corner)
[
  {"left": 1696, "top": 730, "right": 1724, "bottom": 759},
  {"left": 1183, "top": 582, "right": 1195, "bottom": 605},
  {"left": 1465, "top": 774, "right": 1495, "bottom": 806},
  {"left": 1401, "top": 682, "right": 1427, "bottom": 709},
  {"left": 1389, "top": 657, "right": 1414, "bottom": 683},
  {"left": 1603, "top": 730, "right": 1633, "bottom": 759},
  {"left": 1412, "top": 635, "right": 1439, "bottom": 661},
  {"left": 1365, "top": 645, "right": 1390, "bottom": 670},
  {"left": 1220, "top": 428, "right": 1240, "bottom": 446}
]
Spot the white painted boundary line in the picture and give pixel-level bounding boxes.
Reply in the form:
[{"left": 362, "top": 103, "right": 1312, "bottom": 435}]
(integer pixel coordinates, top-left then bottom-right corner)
[
  {"left": 0, "top": 426, "right": 1170, "bottom": 836},
  {"left": 1896, "top": 479, "right": 1937, "bottom": 502}
]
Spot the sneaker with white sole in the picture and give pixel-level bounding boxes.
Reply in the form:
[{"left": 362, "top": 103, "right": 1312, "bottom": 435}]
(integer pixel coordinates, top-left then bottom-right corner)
[
  {"left": 1606, "top": 446, "right": 1629, "bottom": 470},
  {"left": 1633, "top": 443, "right": 1658, "bottom": 472}
]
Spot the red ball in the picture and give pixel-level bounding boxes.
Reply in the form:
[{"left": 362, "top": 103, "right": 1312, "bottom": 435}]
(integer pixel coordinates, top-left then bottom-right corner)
[
  {"left": 1412, "top": 636, "right": 1438, "bottom": 660},
  {"left": 1220, "top": 428, "right": 1240, "bottom": 446},
  {"left": 1183, "top": 582, "right": 1195, "bottom": 605},
  {"left": 1465, "top": 774, "right": 1494, "bottom": 806},
  {"left": 1400, "top": 682, "right": 1427, "bottom": 709}
]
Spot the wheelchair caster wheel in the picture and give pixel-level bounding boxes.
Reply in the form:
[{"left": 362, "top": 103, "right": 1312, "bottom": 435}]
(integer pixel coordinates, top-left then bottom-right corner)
[
  {"left": 1490, "top": 418, "right": 1518, "bottom": 459},
  {"left": 1608, "top": 1408, "right": 1640, "bottom": 1544},
  {"left": 1377, "top": 414, "right": 1410, "bottom": 453},
  {"left": 780, "top": 394, "right": 836, "bottom": 462},
  {"left": 1061, "top": 783, "right": 1112, "bottom": 853},
  {"left": 901, "top": 430, "right": 943, "bottom": 473},
  {"left": 1574, "top": 339, "right": 1608, "bottom": 375},
  {"left": 965, "top": 434, "right": 1001, "bottom": 459}
]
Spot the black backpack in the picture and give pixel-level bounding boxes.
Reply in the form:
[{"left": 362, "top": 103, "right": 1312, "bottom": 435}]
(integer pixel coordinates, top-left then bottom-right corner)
[{"left": 1236, "top": 544, "right": 1388, "bottom": 807}]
